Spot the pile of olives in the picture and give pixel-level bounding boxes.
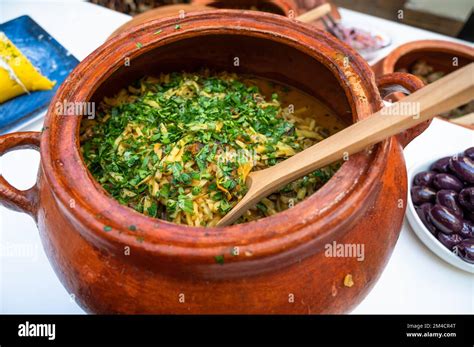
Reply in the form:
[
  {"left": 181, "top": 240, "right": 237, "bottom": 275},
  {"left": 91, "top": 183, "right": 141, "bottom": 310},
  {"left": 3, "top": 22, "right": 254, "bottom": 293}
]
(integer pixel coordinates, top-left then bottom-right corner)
[{"left": 411, "top": 147, "right": 474, "bottom": 264}]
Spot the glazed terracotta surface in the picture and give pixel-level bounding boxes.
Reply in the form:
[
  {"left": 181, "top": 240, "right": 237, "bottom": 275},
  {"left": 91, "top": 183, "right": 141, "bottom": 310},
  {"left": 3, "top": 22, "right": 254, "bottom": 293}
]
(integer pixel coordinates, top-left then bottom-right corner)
[{"left": 0, "top": 11, "right": 428, "bottom": 313}]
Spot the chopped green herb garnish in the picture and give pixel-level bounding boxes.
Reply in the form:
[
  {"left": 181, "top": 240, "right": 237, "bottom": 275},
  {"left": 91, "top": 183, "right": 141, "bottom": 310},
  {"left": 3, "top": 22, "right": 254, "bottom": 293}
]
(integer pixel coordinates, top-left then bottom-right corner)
[
  {"left": 136, "top": 42, "right": 142, "bottom": 49},
  {"left": 175, "top": 24, "right": 181, "bottom": 30},
  {"left": 80, "top": 70, "right": 341, "bottom": 227},
  {"left": 214, "top": 254, "right": 225, "bottom": 265},
  {"left": 154, "top": 29, "right": 163, "bottom": 35},
  {"left": 103, "top": 226, "right": 112, "bottom": 232}
]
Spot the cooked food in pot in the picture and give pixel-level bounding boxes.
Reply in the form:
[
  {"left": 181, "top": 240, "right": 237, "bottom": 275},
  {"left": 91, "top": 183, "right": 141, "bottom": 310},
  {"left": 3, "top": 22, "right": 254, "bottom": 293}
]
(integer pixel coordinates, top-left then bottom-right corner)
[{"left": 80, "top": 71, "right": 345, "bottom": 226}]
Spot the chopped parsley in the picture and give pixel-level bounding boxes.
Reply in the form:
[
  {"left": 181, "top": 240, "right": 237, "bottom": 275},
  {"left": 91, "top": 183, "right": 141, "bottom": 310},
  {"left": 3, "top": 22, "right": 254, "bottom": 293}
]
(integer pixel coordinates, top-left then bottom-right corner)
[
  {"left": 80, "top": 71, "right": 340, "bottom": 227},
  {"left": 214, "top": 254, "right": 225, "bottom": 265}
]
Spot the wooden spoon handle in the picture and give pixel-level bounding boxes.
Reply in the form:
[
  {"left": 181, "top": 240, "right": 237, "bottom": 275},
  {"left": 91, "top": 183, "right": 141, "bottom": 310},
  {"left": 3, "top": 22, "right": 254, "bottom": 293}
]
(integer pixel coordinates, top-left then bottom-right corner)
[
  {"left": 217, "top": 63, "right": 474, "bottom": 226},
  {"left": 296, "top": 3, "right": 331, "bottom": 23}
]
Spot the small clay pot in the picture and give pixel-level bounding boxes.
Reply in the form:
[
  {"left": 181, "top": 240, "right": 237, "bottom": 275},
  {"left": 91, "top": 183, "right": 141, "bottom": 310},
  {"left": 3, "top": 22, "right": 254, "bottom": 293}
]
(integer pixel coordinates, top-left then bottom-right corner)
[
  {"left": 373, "top": 40, "right": 473, "bottom": 78},
  {"left": 372, "top": 40, "right": 474, "bottom": 128},
  {"left": 0, "top": 11, "right": 427, "bottom": 314}
]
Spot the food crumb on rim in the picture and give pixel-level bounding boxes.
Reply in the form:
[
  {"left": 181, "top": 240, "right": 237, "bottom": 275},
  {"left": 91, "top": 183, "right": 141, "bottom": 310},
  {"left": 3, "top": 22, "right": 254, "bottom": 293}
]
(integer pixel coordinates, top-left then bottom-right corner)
[{"left": 344, "top": 274, "right": 354, "bottom": 287}]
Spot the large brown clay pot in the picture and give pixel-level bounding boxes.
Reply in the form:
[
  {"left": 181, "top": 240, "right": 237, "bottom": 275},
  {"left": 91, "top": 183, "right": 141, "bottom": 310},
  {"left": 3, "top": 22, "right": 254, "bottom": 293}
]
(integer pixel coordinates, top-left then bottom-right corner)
[{"left": 0, "top": 11, "right": 427, "bottom": 314}]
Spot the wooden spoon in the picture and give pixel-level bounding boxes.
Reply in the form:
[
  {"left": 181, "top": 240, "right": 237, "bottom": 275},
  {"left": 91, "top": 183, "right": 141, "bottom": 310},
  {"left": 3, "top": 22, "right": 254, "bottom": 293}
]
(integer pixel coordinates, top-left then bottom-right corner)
[
  {"left": 296, "top": 3, "right": 332, "bottom": 23},
  {"left": 217, "top": 63, "right": 474, "bottom": 226}
]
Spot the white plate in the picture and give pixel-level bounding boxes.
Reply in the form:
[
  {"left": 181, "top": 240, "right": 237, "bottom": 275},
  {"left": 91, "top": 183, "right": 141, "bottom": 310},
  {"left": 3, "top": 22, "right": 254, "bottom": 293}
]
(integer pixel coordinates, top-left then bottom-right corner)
[{"left": 406, "top": 144, "right": 474, "bottom": 274}]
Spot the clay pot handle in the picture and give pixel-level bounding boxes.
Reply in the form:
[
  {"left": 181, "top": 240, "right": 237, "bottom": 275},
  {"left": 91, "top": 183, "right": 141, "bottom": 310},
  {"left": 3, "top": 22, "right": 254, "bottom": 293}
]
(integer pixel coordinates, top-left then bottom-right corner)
[
  {"left": 0, "top": 131, "right": 41, "bottom": 219},
  {"left": 376, "top": 72, "right": 429, "bottom": 147}
]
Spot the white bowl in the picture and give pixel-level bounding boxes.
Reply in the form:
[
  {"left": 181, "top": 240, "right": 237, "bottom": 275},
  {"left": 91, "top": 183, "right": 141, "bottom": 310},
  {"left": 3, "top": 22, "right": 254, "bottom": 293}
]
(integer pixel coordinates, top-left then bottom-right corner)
[
  {"left": 406, "top": 147, "right": 474, "bottom": 274},
  {"left": 338, "top": 18, "right": 392, "bottom": 61}
]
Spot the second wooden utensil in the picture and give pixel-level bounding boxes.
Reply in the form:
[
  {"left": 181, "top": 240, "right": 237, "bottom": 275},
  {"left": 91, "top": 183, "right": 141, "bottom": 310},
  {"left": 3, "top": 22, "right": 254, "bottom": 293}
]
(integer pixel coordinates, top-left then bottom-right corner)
[
  {"left": 295, "top": 3, "right": 331, "bottom": 23},
  {"left": 217, "top": 63, "right": 474, "bottom": 226}
]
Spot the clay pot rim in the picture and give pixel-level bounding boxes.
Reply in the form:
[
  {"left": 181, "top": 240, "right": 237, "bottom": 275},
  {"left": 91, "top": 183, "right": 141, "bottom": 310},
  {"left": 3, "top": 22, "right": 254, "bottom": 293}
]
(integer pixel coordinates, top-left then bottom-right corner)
[
  {"left": 41, "top": 10, "right": 387, "bottom": 260},
  {"left": 381, "top": 39, "right": 474, "bottom": 75}
]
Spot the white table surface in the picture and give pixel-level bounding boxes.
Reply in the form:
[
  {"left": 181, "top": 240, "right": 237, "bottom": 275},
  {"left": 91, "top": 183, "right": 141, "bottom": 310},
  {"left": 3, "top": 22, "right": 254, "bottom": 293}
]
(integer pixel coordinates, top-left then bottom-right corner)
[{"left": 0, "top": 0, "right": 472, "bottom": 314}]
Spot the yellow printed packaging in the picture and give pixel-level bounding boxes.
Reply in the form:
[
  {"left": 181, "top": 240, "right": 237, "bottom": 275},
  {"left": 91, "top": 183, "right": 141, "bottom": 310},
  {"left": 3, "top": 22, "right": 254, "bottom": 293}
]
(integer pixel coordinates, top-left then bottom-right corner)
[{"left": 0, "top": 32, "right": 55, "bottom": 103}]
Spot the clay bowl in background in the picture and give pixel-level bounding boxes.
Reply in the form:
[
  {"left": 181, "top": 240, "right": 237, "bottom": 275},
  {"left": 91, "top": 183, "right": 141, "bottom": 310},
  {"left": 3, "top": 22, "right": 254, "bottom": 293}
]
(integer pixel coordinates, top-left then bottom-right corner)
[
  {"left": 372, "top": 40, "right": 474, "bottom": 127},
  {"left": 109, "top": 4, "right": 212, "bottom": 39},
  {"left": 372, "top": 40, "right": 474, "bottom": 124},
  {"left": 0, "top": 11, "right": 427, "bottom": 314},
  {"left": 191, "top": 0, "right": 341, "bottom": 30},
  {"left": 372, "top": 40, "right": 473, "bottom": 78}
]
